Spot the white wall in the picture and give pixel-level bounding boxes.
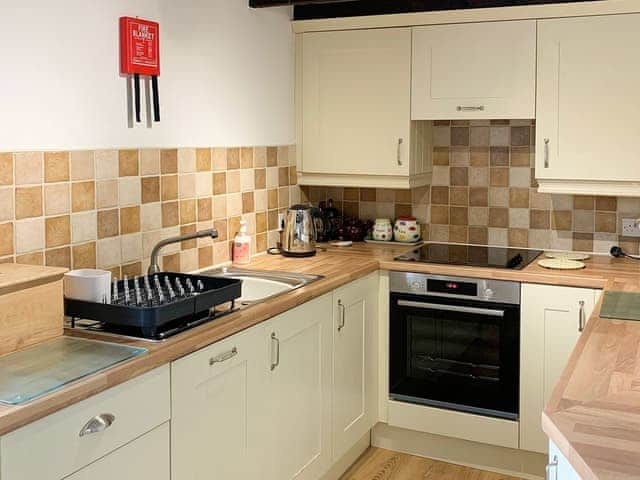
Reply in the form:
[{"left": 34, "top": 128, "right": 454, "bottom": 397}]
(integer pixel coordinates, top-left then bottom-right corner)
[{"left": 0, "top": 0, "right": 294, "bottom": 150}]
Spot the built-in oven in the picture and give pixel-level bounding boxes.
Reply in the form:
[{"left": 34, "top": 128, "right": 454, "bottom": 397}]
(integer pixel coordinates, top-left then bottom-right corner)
[{"left": 389, "top": 272, "right": 520, "bottom": 420}]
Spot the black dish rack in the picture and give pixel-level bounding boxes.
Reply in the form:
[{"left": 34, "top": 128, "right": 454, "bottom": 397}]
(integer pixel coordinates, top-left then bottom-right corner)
[{"left": 64, "top": 272, "right": 242, "bottom": 339}]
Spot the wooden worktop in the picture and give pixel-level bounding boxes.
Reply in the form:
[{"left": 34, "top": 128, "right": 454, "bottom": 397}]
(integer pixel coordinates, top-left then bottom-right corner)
[{"left": 1, "top": 242, "right": 639, "bottom": 480}]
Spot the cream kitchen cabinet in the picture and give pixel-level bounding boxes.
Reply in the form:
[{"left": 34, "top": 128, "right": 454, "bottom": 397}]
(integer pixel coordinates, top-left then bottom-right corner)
[
  {"left": 171, "top": 324, "right": 269, "bottom": 480},
  {"left": 0, "top": 365, "right": 170, "bottom": 480},
  {"left": 65, "top": 423, "right": 169, "bottom": 480},
  {"left": 520, "top": 284, "right": 601, "bottom": 454},
  {"left": 332, "top": 272, "right": 378, "bottom": 462},
  {"left": 265, "top": 293, "right": 334, "bottom": 480},
  {"left": 536, "top": 14, "right": 640, "bottom": 196},
  {"left": 411, "top": 20, "right": 536, "bottom": 120},
  {"left": 298, "top": 28, "right": 431, "bottom": 189}
]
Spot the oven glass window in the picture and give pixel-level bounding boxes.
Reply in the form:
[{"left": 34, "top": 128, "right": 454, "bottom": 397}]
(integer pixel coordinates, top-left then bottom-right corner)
[{"left": 390, "top": 294, "right": 519, "bottom": 419}]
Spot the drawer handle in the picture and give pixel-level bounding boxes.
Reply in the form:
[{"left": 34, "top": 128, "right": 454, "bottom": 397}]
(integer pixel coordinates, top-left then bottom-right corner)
[
  {"left": 578, "top": 300, "right": 586, "bottom": 332},
  {"left": 396, "top": 138, "right": 404, "bottom": 166},
  {"left": 271, "top": 332, "right": 280, "bottom": 371},
  {"left": 209, "top": 347, "right": 238, "bottom": 365},
  {"left": 456, "top": 105, "right": 485, "bottom": 112},
  {"left": 79, "top": 413, "right": 115, "bottom": 437},
  {"left": 544, "top": 138, "right": 550, "bottom": 168},
  {"left": 338, "top": 299, "right": 346, "bottom": 332}
]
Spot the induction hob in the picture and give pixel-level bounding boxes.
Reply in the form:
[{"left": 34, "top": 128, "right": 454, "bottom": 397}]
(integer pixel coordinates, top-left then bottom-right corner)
[{"left": 394, "top": 243, "right": 542, "bottom": 270}]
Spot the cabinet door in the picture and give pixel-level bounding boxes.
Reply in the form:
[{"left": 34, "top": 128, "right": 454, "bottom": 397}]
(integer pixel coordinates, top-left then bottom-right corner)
[
  {"left": 412, "top": 21, "right": 536, "bottom": 120},
  {"left": 171, "top": 325, "right": 268, "bottom": 480},
  {"left": 537, "top": 15, "right": 640, "bottom": 185},
  {"left": 301, "top": 28, "right": 411, "bottom": 177},
  {"left": 520, "top": 284, "right": 600, "bottom": 453},
  {"left": 66, "top": 423, "right": 169, "bottom": 480},
  {"left": 266, "top": 294, "right": 333, "bottom": 480},
  {"left": 332, "top": 273, "right": 378, "bottom": 461}
]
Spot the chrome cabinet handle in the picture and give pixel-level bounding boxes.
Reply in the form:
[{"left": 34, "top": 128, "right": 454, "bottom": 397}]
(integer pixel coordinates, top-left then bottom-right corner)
[
  {"left": 579, "top": 300, "right": 586, "bottom": 332},
  {"left": 544, "top": 138, "right": 550, "bottom": 168},
  {"left": 545, "top": 456, "right": 558, "bottom": 480},
  {"left": 456, "top": 105, "right": 485, "bottom": 112},
  {"left": 396, "top": 138, "right": 403, "bottom": 166},
  {"left": 79, "top": 413, "right": 115, "bottom": 437},
  {"left": 270, "top": 332, "right": 280, "bottom": 371},
  {"left": 209, "top": 347, "right": 237, "bottom": 365},
  {"left": 338, "top": 299, "right": 346, "bottom": 332}
]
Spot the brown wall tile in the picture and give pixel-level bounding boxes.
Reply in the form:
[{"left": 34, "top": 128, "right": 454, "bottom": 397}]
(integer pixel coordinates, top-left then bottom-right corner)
[
  {"left": 16, "top": 251, "right": 43, "bottom": 266},
  {"left": 254, "top": 169, "right": 266, "bottom": 190},
  {"left": 595, "top": 211, "right": 616, "bottom": 233},
  {"left": 71, "top": 181, "right": 95, "bottom": 212},
  {"left": 180, "top": 224, "right": 197, "bottom": 249},
  {"left": 227, "top": 148, "right": 240, "bottom": 169},
  {"left": 510, "top": 146, "right": 530, "bottom": 166},
  {"left": 214, "top": 219, "right": 228, "bottom": 242},
  {"left": 573, "top": 232, "right": 594, "bottom": 252},
  {"left": 45, "top": 215, "right": 70, "bottom": 248},
  {"left": 120, "top": 206, "right": 140, "bottom": 234},
  {"left": 574, "top": 196, "right": 595, "bottom": 210},
  {"left": 489, "top": 208, "right": 508, "bottom": 228},
  {"left": 161, "top": 175, "right": 178, "bottom": 201},
  {"left": 0, "top": 222, "right": 14, "bottom": 256},
  {"left": 449, "top": 225, "right": 468, "bottom": 243},
  {"left": 72, "top": 242, "right": 96, "bottom": 269},
  {"left": 450, "top": 167, "right": 468, "bottom": 186},
  {"left": 450, "top": 186, "right": 468, "bottom": 206},
  {"left": 163, "top": 253, "right": 180, "bottom": 272},
  {"left": 160, "top": 149, "right": 178, "bottom": 174},
  {"left": 15, "top": 186, "right": 42, "bottom": 219},
  {"left": 196, "top": 148, "right": 212, "bottom": 172},
  {"left": 508, "top": 228, "right": 528, "bottom": 247},
  {"left": 213, "top": 172, "right": 226, "bottom": 195},
  {"left": 595, "top": 197, "right": 617, "bottom": 211},
  {"left": 451, "top": 127, "right": 469, "bottom": 146},
  {"left": 242, "top": 192, "right": 254, "bottom": 214},
  {"left": 431, "top": 205, "right": 449, "bottom": 225},
  {"left": 470, "top": 147, "right": 489, "bottom": 167},
  {"left": 179, "top": 199, "right": 196, "bottom": 225},
  {"left": 44, "top": 151, "right": 69, "bottom": 183},
  {"left": 256, "top": 211, "right": 267, "bottom": 233},
  {"left": 197, "top": 198, "right": 212, "bottom": 222},
  {"left": 45, "top": 246, "right": 71, "bottom": 268},
  {"left": 509, "top": 188, "right": 529, "bottom": 208},
  {"left": 122, "top": 262, "right": 142, "bottom": 277},
  {"left": 266, "top": 147, "right": 277, "bottom": 167},
  {"left": 141, "top": 177, "right": 160, "bottom": 203},
  {"left": 0, "top": 153, "right": 12, "bottom": 186},
  {"left": 97, "top": 209, "right": 119, "bottom": 238},
  {"left": 551, "top": 211, "right": 573, "bottom": 231},
  {"left": 119, "top": 150, "right": 139, "bottom": 177},
  {"left": 469, "top": 226, "right": 488, "bottom": 245},
  {"left": 490, "top": 147, "right": 509, "bottom": 166},
  {"left": 431, "top": 186, "right": 449, "bottom": 205},
  {"left": 162, "top": 201, "right": 179, "bottom": 227},
  {"left": 450, "top": 206, "right": 468, "bottom": 225},
  {"left": 490, "top": 168, "right": 509, "bottom": 187},
  {"left": 530, "top": 210, "right": 551, "bottom": 229},
  {"left": 240, "top": 147, "right": 253, "bottom": 169},
  {"left": 278, "top": 167, "right": 290, "bottom": 187},
  {"left": 198, "top": 245, "right": 213, "bottom": 269},
  {"left": 433, "top": 147, "right": 450, "bottom": 166},
  {"left": 469, "top": 187, "right": 488, "bottom": 207}
]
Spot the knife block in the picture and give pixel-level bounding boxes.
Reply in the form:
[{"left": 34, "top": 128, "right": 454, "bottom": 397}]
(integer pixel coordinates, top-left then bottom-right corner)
[{"left": 0, "top": 264, "right": 67, "bottom": 357}]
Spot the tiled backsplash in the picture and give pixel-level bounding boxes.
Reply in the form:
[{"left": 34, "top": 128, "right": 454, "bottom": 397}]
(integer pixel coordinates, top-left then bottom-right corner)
[
  {"left": 0, "top": 147, "right": 299, "bottom": 277},
  {"left": 303, "top": 119, "right": 640, "bottom": 255}
]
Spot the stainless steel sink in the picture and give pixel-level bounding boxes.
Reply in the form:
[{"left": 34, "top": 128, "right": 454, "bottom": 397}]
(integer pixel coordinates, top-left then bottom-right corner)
[{"left": 202, "top": 267, "right": 322, "bottom": 305}]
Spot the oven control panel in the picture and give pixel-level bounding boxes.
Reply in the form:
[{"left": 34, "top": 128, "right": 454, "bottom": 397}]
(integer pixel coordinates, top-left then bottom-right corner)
[{"left": 389, "top": 272, "right": 520, "bottom": 304}]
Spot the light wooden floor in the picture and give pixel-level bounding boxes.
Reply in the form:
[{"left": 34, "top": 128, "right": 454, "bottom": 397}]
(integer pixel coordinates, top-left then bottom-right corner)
[{"left": 341, "top": 447, "right": 522, "bottom": 480}]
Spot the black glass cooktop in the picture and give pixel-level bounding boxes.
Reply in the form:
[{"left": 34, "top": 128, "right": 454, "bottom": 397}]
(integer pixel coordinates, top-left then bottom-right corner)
[{"left": 395, "top": 243, "right": 542, "bottom": 270}]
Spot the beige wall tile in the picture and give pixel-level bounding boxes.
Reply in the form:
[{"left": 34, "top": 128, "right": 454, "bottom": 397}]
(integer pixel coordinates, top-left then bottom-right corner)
[
  {"left": 488, "top": 227, "right": 508, "bottom": 246},
  {"left": 254, "top": 189, "right": 267, "bottom": 212},
  {"left": 121, "top": 233, "right": 142, "bottom": 263},
  {"left": 69, "top": 151, "right": 94, "bottom": 181},
  {"left": 71, "top": 211, "right": 97, "bottom": 244},
  {"left": 431, "top": 166, "right": 450, "bottom": 186},
  {"left": 179, "top": 174, "right": 196, "bottom": 199},
  {"left": 509, "top": 208, "right": 530, "bottom": 229},
  {"left": 178, "top": 148, "right": 196, "bottom": 173},
  {"left": 0, "top": 222, "right": 13, "bottom": 256},
  {"left": 509, "top": 167, "right": 531, "bottom": 188},
  {"left": 15, "top": 186, "right": 42, "bottom": 219},
  {"left": 141, "top": 202, "right": 162, "bottom": 232},
  {"left": 254, "top": 147, "right": 267, "bottom": 168},
  {"left": 118, "top": 150, "right": 139, "bottom": 177},
  {"left": 196, "top": 172, "right": 212, "bottom": 197},
  {"left": 213, "top": 195, "right": 227, "bottom": 219},
  {"left": 266, "top": 167, "right": 278, "bottom": 189},
  {"left": 15, "top": 152, "right": 43, "bottom": 185},
  {"left": 212, "top": 148, "right": 227, "bottom": 171},
  {"left": 45, "top": 215, "right": 70, "bottom": 248},
  {"left": 0, "top": 187, "right": 14, "bottom": 221},
  {"left": 469, "top": 167, "right": 489, "bottom": 187},
  {"left": 97, "top": 237, "right": 121, "bottom": 268},
  {"left": 490, "top": 126, "right": 510, "bottom": 146},
  {"left": 96, "top": 180, "right": 118, "bottom": 209},
  {"left": 119, "top": 177, "right": 141, "bottom": 206},
  {"left": 71, "top": 181, "right": 95, "bottom": 212},
  {"left": 278, "top": 187, "right": 289, "bottom": 208},
  {"left": 226, "top": 170, "right": 241, "bottom": 193},
  {"left": 0, "top": 153, "right": 13, "bottom": 186},
  {"left": 450, "top": 147, "right": 470, "bottom": 166},
  {"left": 95, "top": 150, "right": 118, "bottom": 179},
  {"left": 44, "top": 151, "right": 69, "bottom": 183},
  {"left": 180, "top": 199, "right": 196, "bottom": 225},
  {"left": 139, "top": 149, "right": 160, "bottom": 176},
  {"left": 15, "top": 218, "right": 44, "bottom": 253},
  {"left": 277, "top": 146, "right": 288, "bottom": 166},
  {"left": 240, "top": 169, "right": 254, "bottom": 192},
  {"left": 227, "top": 193, "right": 242, "bottom": 217},
  {"left": 143, "top": 230, "right": 162, "bottom": 258},
  {"left": 72, "top": 242, "right": 96, "bottom": 269},
  {"left": 573, "top": 210, "right": 595, "bottom": 233}
]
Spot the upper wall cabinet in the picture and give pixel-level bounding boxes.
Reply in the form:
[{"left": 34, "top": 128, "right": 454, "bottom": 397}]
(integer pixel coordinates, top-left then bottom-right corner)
[
  {"left": 411, "top": 21, "right": 536, "bottom": 120},
  {"left": 298, "top": 28, "right": 432, "bottom": 189},
  {"left": 536, "top": 14, "right": 640, "bottom": 196}
]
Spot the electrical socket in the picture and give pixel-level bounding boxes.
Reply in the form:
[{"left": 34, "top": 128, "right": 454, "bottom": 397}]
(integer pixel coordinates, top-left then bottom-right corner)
[{"left": 622, "top": 218, "right": 640, "bottom": 237}]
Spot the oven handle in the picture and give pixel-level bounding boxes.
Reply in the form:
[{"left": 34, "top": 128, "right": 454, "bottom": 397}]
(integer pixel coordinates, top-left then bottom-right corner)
[{"left": 396, "top": 299, "right": 505, "bottom": 317}]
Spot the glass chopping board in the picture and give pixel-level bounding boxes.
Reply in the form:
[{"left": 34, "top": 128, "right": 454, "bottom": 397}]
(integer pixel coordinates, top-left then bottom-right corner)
[
  {"left": 600, "top": 291, "right": 640, "bottom": 322},
  {"left": 0, "top": 337, "right": 147, "bottom": 405}
]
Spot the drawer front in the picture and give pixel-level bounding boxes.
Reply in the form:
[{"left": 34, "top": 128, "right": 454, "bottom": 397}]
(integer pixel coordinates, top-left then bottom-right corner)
[{"left": 0, "top": 365, "right": 170, "bottom": 480}]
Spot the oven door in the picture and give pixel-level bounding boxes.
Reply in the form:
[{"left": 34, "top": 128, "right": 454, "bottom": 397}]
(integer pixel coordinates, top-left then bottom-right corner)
[{"left": 389, "top": 292, "right": 520, "bottom": 420}]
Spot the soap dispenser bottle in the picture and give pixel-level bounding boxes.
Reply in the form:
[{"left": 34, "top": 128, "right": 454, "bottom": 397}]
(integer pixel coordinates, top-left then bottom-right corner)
[{"left": 233, "top": 220, "right": 251, "bottom": 266}]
